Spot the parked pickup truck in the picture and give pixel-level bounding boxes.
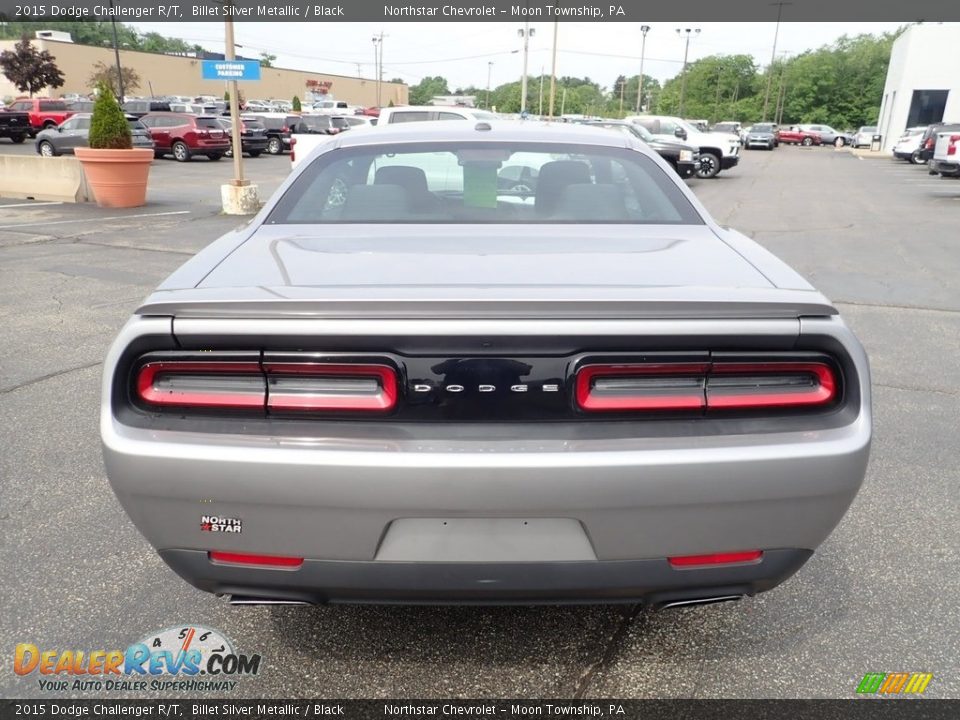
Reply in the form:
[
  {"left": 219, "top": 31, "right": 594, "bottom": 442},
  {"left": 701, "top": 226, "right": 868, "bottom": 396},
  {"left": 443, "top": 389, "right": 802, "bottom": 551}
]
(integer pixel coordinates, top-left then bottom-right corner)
[
  {"left": 778, "top": 126, "right": 822, "bottom": 146},
  {"left": 0, "top": 107, "right": 32, "bottom": 143},
  {"left": 929, "top": 130, "right": 960, "bottom": 178},
  {"left": 5, "top": 98, "right": 74, "bottom": 136}
]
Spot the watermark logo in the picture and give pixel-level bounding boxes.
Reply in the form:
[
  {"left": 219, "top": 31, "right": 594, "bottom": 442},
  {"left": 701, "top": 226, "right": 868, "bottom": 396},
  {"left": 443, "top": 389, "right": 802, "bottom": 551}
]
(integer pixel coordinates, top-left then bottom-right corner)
[
  {"left": 856, "top": 672, "right": 933, "bottom": 695},
  {"left": 14, "top": 625, "right": 260, "bottom": 693}
]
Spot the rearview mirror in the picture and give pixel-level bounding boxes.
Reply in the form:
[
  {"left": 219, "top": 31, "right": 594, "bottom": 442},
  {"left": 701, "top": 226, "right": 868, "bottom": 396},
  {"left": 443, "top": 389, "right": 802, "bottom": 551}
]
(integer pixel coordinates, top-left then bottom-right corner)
[{"left": 674, "top": 127, "right": 687, "bottom": 140}]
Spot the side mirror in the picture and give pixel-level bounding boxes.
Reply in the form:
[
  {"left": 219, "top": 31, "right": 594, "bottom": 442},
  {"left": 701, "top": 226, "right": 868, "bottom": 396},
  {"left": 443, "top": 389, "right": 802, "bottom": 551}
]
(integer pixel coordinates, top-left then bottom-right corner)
[{"left": 674, "top": 127, "right": 687, "bottom": 140}]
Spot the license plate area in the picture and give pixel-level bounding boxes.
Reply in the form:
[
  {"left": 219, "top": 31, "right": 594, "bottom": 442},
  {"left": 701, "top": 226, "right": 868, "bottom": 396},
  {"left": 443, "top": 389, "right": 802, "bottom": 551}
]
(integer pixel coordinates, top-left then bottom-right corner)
[{"left": 374, "top": 518, "right": 597, "bottom": 562}]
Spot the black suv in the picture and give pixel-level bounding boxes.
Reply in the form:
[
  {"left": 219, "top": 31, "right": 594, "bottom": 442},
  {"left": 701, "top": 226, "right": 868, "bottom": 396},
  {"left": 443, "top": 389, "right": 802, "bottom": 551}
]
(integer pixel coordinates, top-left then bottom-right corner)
[
  {"left": 293, "top": 115, "right": 352, "bottom": 135},
  {"left": 240, "top": 113, "right": 300, "bottom": 154}
]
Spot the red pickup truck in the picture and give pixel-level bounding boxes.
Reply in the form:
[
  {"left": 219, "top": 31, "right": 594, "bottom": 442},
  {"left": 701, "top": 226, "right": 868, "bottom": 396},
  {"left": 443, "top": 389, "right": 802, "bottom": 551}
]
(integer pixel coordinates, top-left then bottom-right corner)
[
  {"left": 5, "top": 98, "right": 74, "bottom": 136},
  {"left": 777, "top": 125, "right": 822, "bottom": 146}
]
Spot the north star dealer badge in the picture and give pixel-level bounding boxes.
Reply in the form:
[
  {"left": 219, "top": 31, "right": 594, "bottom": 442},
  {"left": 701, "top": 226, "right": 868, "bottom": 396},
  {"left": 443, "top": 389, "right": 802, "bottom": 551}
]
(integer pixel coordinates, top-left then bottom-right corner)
[{"left": 200, "top": 516, "right": 242, "bottom": 533}]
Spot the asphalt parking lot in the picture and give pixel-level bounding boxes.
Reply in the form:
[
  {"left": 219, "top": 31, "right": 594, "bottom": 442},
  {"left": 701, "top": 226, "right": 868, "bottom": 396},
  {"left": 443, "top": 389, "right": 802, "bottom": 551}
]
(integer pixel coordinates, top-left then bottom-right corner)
[{"left": 1, "top": 144, "right": 958, "bottom": 699}]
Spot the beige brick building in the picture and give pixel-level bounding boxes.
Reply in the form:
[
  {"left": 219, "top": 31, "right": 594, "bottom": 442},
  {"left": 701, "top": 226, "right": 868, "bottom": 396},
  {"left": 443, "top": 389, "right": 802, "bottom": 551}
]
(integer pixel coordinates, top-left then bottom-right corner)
[{"left": 0, "top": 38, "right": 407, "bottom": 106}]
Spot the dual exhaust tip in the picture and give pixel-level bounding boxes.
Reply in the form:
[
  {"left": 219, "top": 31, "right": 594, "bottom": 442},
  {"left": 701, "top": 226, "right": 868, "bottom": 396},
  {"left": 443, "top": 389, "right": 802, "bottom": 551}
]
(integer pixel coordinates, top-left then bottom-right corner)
[{"left": 228, "top": 594, "right": 745, "bottom": 609}]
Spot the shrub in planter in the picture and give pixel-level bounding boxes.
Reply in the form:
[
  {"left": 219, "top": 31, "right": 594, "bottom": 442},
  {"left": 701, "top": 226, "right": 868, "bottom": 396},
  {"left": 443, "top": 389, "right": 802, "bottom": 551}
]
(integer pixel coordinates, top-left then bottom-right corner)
[
  {"left": 75, "top": 81, "right": 153, "bottom": 208},
  {"left": 292, "top": 95, "right": 301, "bottom": 112}
]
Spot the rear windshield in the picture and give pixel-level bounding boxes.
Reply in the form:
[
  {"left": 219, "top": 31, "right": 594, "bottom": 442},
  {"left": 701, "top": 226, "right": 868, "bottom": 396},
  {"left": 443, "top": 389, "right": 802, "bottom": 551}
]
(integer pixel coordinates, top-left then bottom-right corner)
[
  {"left": 40, "top": 100, "right": 68, "bottom": 111},
  {"left": 267, "top": 142, "right": 703, "bottom": 225},
  {"left": 751, "top": 124, "right": 776, "bottom": 132},
  {"left": 195, "top": 117, "right": 221, "bottom": 128}
]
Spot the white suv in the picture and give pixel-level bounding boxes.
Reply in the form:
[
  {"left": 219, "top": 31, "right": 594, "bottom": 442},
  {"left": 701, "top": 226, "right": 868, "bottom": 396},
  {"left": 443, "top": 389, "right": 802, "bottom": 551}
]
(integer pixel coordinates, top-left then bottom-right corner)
[{"left": 625, "top": 115, "right": 740, "bottom": 179}]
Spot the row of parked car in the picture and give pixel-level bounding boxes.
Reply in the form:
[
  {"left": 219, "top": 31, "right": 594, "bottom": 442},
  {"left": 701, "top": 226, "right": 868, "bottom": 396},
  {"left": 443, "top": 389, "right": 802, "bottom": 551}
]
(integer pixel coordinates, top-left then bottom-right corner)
[
  {"left": 711, "top": 121, "right": 879, "bottom": 149},
  {"left": 891, "top": 121, "right": 960, "bottom": 177}
]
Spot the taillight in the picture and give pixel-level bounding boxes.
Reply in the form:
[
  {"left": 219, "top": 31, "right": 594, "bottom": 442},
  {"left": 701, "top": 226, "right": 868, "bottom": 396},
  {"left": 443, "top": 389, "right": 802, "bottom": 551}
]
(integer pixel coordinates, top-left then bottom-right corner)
[
  {"left": 925, "top": 137, "right": 934, "bottom": 150},
  {"left": 136, "top": 361, "right": 264, "bottom": 409},
  {"left": 706, "top": 362, "right": 836, "bottom": 409},
  {"left": 575, "top": 360, "right": 838, "bottom": 413},
  {"left": 134, "top": 357, "right": 398, "bottom": 413},
  {"left": 668, "top": 550, "right": 763, "bottom": 568},
  {"left": 947, "top": 135, "right": 960, "bottom": 156},
  {"left": 575, "top": 363, "right": 708, "bottom": 411},
  {"left": 209, "top": 551, "right": 303, "bottom": 569},
  {"left": 263, "top": 362, "right": 397, "bottom": 412},
  {"left": 289, "top": 136, "right": 296, "bottom": 163}
]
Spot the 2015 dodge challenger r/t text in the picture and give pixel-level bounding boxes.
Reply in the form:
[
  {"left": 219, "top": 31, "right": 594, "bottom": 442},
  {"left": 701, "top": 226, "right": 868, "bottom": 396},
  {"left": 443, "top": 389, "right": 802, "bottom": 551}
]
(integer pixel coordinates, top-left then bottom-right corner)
[{"left": 101, "top": 122, "right": 871, "bottom": 608}]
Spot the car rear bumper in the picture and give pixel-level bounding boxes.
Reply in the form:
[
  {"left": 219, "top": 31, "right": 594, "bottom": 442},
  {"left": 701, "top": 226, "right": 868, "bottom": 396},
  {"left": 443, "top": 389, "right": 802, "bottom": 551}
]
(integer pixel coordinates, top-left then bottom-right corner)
[
  {"left": 160, "top": 547, "right": 813, "bottom": 605},
  {"left": 931, "top": 159, "right": 960, "bottom": 176},
  {"left": 103, "top": 409, "right": 870, "bottom": 603}
]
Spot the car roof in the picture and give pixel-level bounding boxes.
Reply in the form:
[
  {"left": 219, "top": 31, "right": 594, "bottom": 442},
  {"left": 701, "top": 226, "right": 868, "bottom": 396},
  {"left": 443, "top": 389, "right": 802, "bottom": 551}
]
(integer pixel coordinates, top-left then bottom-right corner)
[{"left": 332, "top": 120, "right": 643, "bottom": 152}]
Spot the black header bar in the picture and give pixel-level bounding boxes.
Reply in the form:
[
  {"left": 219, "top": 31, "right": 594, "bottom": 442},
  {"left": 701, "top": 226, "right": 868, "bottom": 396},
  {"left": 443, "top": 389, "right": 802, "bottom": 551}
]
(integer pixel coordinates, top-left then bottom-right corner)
[{"left": 1, "top": 0, "right": 960, "bottom": 22}]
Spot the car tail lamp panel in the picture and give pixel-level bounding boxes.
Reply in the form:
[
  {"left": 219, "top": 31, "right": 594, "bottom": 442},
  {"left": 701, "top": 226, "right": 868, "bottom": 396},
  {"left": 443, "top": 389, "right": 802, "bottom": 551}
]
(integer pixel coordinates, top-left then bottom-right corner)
[
  {"left": 575, "top": 359, "right": 839, "bottom": 414},
  {"left": 131, "top": 353, "right": 399, "bottom": 415},
  {"left": 576, "top": 363, "right": 708, "bottom": 412},
  {"left": 668, "top": 550, "right": 763, "bottom": 568},
  {"left": 263, "top": 362, "right": 398, "bottom": 412},
  {"left": 948, "top": 135, "right": 960, "bottom": 156},
  {"left": 706, "top": 362, "right": 836, "bottom": 409},
  {"left": 136, "top": 361, "right": 265, "bottom": 409}
]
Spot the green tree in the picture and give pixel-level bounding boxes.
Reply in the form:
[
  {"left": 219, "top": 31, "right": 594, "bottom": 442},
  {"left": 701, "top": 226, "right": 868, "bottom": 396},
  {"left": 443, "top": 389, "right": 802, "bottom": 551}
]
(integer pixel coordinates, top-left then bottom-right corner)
[
  {"left": 408, "top": 75, "right": 449, "bottom": 105},
  {"left": 0, "top": 35, "right": 65, "bottom": 97},
  {"left": 88, "top": 80, "right": 131, "bottom": 150},
  {"left": 260, "top": 52, "right": 276, "bottom": 68},
  {"left": 292, "top": 95, "right": 301, "bottom": 111}
]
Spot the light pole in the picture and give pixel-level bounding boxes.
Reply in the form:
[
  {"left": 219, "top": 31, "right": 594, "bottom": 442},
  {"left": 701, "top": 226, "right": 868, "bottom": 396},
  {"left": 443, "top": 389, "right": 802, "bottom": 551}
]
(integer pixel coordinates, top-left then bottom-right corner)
[
  {"left": 518, "top": 22, "right": 535, "bottom": 114},
  {"left": 371, "top": 34, "right": 384, "bottom": 107},
  {"left": 108, "top": 0, "right": 124, "bottom": 100},
  {"left": 676, "top": 27, "right": 700, "bottom": 117},
  {"left": 635, "top": 25, "right": 650, "bottom": 114},
  {"left": 486, "top": 61, "right": 494, "bottom": 109},
  {"left": 762, "top": 2, "right": 792, "bottom": 121},
  {"left": 548, "top": 19, "right": 559, "bottom": 118}
]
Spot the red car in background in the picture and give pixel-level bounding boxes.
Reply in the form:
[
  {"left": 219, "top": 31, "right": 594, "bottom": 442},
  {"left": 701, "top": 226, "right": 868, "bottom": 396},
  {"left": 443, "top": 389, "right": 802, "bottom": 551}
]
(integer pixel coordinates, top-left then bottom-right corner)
[
  {"left": 778, "top": 126, "right": 822, "bottom": 146},
  {"left": 5, "top": 98, "right": 74, "bottom": 136},
  {"left": 139, "top": 112, "right": 231, "bottom": 162}
]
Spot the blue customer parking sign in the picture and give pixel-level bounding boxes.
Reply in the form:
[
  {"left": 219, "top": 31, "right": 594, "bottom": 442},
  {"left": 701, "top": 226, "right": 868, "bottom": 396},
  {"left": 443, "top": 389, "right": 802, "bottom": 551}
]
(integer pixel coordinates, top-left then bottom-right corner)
[{"left": 201, "top": 60, "right": 261, "bottom": 81}]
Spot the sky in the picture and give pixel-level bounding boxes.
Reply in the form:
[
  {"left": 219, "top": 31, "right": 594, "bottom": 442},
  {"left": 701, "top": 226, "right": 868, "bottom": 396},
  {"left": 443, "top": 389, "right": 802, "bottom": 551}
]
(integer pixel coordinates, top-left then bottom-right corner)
[{"left": 128, "top": 21, "right": 909, "bottom": 90}]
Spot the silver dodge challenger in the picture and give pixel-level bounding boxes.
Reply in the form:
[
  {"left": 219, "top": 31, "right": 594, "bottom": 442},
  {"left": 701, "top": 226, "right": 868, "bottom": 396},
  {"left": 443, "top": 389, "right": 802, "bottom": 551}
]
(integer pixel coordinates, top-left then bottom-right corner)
[{"left": 101, "top": 121, "right": 871, "bottom": 607}]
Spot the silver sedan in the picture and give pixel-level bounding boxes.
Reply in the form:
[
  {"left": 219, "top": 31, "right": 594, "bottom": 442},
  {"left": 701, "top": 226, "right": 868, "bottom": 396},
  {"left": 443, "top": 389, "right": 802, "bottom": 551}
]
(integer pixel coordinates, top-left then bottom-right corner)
[
  {"left": 35, "top": 113, "right": 154, "bottom": 157},
  {"left": 101, "top": 122, "right": 871, "bottom": 607}
]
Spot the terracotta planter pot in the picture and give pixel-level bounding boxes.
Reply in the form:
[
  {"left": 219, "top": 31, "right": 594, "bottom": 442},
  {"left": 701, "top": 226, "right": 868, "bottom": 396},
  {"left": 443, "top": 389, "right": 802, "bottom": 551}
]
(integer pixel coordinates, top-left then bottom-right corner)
[{"left": 75, "top": 147, "right": 153, "bottom": 208}]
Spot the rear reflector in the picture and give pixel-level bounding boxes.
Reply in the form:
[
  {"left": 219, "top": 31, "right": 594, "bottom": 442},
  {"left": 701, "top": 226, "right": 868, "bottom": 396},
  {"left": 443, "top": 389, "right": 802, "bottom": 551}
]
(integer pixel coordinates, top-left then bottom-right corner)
[
  {"left": 263, "top": 362, "right": 398, "bottom": 412},
  {"left": 668, "top": 550, "right": 763, "bottom": 568},
  {"left": 209, "top": 551, "right": 303, "bottom": 569},
  {"left": 137, "top": 361, "right": 264, "bottom": 409},
  {"left": 576, "top": 361, "right": 837, "bottom": 413}
]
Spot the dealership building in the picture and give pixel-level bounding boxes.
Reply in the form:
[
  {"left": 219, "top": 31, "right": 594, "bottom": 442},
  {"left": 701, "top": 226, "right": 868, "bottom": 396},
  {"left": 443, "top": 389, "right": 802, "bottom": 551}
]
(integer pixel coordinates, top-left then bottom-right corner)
[
  {"left": 878, "top": 23, "right": 960, "bottom": 152},
  {"left": 0, "top": 35, "right": 408, "bottom": 107}
]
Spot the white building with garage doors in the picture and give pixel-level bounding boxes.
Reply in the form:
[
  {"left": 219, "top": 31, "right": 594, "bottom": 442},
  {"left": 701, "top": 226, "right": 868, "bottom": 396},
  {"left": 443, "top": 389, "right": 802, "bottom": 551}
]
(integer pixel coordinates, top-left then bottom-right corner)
[{"left": 878, "top": 23, "right": 960, "bottom": 152}]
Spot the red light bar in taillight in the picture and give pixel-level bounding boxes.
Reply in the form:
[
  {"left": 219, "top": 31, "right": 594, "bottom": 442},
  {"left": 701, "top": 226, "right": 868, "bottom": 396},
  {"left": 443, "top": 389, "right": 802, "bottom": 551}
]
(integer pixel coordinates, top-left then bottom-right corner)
[
  {"left": 706, "top": 362, "right": 836, "bottom": 409},
  {"left": 136, "top": 361, "right": 265, "bottom": 409},
  {"left": 668, "top": 550, "right": 763, "bottom": 568},
  {"left": 575, "top": 361, "right": 838, "bottom": 413},
  {"left": 209, "top": 551, "right": 303, "bottom": 569},
  {"left": 576, "top": 363, "right": 709, "bottom": 411},
  {"left": 289, "top": 136, "right": 296, "bottom": 163},
  {"left": 263, "top": 362, "right": 398, "bottom": 412}
]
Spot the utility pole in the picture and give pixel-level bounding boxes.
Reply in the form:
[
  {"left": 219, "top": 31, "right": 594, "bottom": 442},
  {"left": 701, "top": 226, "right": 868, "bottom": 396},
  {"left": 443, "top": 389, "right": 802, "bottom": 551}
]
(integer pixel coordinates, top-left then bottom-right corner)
[
  {"left": 108, "top": 0, "right": 124, "bottom": 100},
  {"left": 619, "top": 76, "right": 625, "bottom": 114},
  {"left": 224, "top": 9, "right": 244, "bottom": 186},
  {"left": 676, "top": 28, "right": 700, "bottom": 117},
  {"left": 636, "top": 25, "right": 650, "bottom": 114},
  {"left": 518, "top": 14, "right": 535, "bottom": 113},
  {"left": 762, "top": 2, "right": 791, "bottom": 121},
  {"left": 714, "top": 62, "right": 723, "bottom": 122},
  {"left": 548, "top": 19, "right": 559, "bottom": 118},
  {"left": 538, "top": 66, "right": 544, "bottom": 115},
  {"left": 486, "top": 61, "right": 493, "bottom": 109}
]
